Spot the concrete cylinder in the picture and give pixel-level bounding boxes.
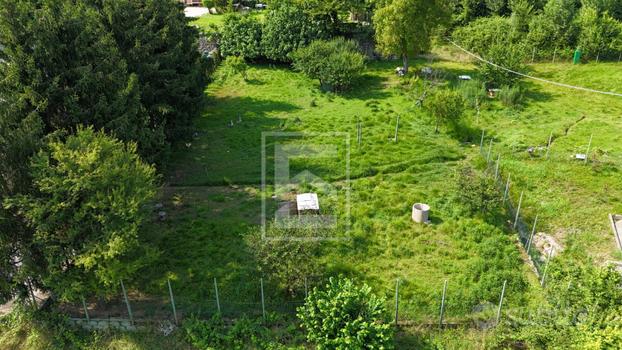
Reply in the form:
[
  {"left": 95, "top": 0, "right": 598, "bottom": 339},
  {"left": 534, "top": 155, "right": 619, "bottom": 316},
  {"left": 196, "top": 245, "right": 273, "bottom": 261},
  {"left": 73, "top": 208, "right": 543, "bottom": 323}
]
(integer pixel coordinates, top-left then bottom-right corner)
[{"left": 412, "top": 203, "right": 430, "bottom": 223}]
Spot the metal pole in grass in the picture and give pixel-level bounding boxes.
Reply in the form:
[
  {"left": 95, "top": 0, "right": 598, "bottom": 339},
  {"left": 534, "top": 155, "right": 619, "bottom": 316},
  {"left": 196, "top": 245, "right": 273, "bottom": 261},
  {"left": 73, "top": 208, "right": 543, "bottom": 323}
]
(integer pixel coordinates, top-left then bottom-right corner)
[
  {"left": 260, "top": 278, "right": 266, "bottom": 321},
  {"left": 545, "top": 131, "right": 553, "bottom": 160},
  {"left": 494, "top": 154, "right": 501, "bottom": 180},
  {"left": 487, "top": 139, "right": 494, "bottom": 162},
  {"left": 540, "top": 249, "right": 554, "bottom": 287},
  {"left": 531, "top": 48, "right": 536, "bottom": 63},
  {"left": 439, "top": 279, "right": 448, "bottom": 328},
  {"left": 496, "top": 280, "right": 507, "bottom": 325},
  {"left": 503, "top": 174, "right": 511, "bottom": 203},
  {"left": 120, "top": 280, "right": 134, "bottom": 325},
  {"left": 304, "top": 277, "right": 308, "bottom": 299},
  {"left": 585, "top": 134, "right": 593, "bottom": 164},
  {"left": 479, "top": 130, "right": 485, "bottom": 154},
  {"left": 552, "top": 48, "right": 557, "bottom": 63},
  {"left": 394, "top": 279, "right": 400, "bottom": 326},
  {"left": 513, "top": 191, "right": 524, "bottom": 229},
  {"left": 394, "top": 115, "right": 400, "bottom": 143},
  {"left": 81, "top": 296, "right": 90, "bottom": 322},
  {"left": 526, "top": 215, "right": 538, "bottom": 255},
  {"left": 167, "top": 279, "right": 178, "bottom": 325},
  {"left": 214, "top": 278, "right": 221, "bottom": 314}
]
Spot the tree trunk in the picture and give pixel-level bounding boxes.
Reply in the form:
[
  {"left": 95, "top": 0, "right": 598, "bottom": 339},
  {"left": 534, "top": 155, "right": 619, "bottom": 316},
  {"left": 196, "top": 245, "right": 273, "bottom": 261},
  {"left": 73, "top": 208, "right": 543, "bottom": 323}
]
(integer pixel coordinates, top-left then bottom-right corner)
[{"left": 402, "top": 53, "right": 409, "bottom": 73}]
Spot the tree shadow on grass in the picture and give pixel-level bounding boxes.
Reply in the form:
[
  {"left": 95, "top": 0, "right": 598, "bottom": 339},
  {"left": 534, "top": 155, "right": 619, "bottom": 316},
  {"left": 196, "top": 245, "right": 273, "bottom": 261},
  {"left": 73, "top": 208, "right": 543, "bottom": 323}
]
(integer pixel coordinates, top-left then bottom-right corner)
[{"left": 166, "top": 96, "right": 300, "bottom": 186}]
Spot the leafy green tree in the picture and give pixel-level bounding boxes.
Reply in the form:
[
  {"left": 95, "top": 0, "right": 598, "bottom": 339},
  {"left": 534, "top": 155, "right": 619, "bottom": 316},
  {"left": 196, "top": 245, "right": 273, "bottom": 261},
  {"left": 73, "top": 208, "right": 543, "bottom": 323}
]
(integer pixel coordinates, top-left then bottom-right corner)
[
  {"left": 576, "top": 5, "right": 622, "bottom": 60},
  {"left": 99, "top": 0, "right": 207, "bottom": 160},
  {"left": 374, "top": 0, "right": 449, "bottom": 73},
  {"left": 526, "top": 0, "right": 579, "bottom": 54},
  {"left": 220, "top": 14, "right": 263, "bottom": 59},
  {"left": 479, "top": 43, "right": 526, "bottom": 86},
  {"left": 453, "top": 16, "right": 515, "bottom": 53},
  {"left": 262, "top": 1, "right": 330, "bottom": 62},
  {"left": 6, "top": 128, "right": 157, "bottom": 300},
  {"left": 297, "top": 277, "right": 394, "bottom": 349},
  {"left": 292, "top": 38, "right": 365, "bottom": 91},
  {"left": 425, "top": 89, "right": 465, "bottom": 133}
]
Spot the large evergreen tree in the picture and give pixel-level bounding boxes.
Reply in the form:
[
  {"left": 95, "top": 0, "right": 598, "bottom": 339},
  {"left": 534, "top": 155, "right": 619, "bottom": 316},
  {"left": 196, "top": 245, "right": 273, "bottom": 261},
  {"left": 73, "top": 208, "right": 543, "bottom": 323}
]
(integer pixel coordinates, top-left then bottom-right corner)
[{"left": 98, "top": 0, "right": 206, "bottom": 151}]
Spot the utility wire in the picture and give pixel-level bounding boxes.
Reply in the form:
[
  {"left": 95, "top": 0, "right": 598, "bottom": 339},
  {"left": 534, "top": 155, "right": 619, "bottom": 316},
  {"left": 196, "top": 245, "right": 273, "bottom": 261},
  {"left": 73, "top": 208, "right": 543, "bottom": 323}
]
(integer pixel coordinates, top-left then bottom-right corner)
[{"left": 447, "top": 38, "right": 622, "bottom": 98}]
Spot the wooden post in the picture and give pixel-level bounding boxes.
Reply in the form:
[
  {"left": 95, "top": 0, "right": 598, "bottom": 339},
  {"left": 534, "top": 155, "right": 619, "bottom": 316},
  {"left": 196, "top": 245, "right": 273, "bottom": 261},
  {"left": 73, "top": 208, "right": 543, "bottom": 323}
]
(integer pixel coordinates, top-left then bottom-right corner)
[
  {"left": 394, "top": 279, "right": 400, "bottom": 326},
  {"left": 540, "top": 249, "right": 554, "bottom": 286},
  {"left": 394, "top": 115, "right": 400, "bottom": 143},
  {"left": 496, "top": 280, "right": 507, "bottom": 325},
  {"left": 214, "top": 278, "right": 221, "bottom": 314},
  {"left": 81, "top": 296, "right": 90, "bottom": 322},
  {"left": 260, "top": 278, "right": 266, "bottom": 321},
  {"left": 439, "top": 279, "right": 448, "bottom": 328},
  {"left": 513, "top": 191, "right": 524, "bottom": 229},
  {"left": 545, "top": 131, "right": 553, "bottom": 159},
  {"left": 487, "top": 139, "right": 493, "bottom": 162},
  {"left": 479, "top": 130, "right": 485, "bottom": 154},
  {"left": 494, "top": 154, "right": 501, "bottom": 180},
  {"left": 503, "top": 174, "right": 511, "bottom": 203},
  {"left": 167, "top": 279, "right": 178, "bottom": 325},
  {"left": 120, "top": 280, "right": 134, "bottom": 325},
  {"left": 585, "top": 134, "right": 593, "bottom": 164},
  {"left": 526, "top": 215, "right": 538, "bottom": 255}
]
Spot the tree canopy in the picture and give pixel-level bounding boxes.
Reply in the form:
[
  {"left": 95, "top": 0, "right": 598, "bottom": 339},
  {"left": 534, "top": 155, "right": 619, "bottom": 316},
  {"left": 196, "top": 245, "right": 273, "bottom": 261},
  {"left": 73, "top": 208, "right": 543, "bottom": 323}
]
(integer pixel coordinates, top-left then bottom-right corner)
[
  {"left": 374, "top": 0, "right": 450, "bottom": 72},
  {"left": 6, "top": 128, "right": 157, "bottom": 300}
]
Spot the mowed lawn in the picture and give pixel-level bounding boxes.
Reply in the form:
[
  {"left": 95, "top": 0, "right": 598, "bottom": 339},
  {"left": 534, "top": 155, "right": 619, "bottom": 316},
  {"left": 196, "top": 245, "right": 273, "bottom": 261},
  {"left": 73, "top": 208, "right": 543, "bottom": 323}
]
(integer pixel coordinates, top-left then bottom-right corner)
[{"left": 143, "top": 59, "right": 543, "bottom": 323}]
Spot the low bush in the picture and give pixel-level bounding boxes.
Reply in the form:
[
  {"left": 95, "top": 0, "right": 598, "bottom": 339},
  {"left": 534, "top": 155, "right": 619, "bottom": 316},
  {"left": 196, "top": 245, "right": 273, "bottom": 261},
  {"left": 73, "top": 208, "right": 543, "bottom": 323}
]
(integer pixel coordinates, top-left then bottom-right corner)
[
  {"left": 220, "top": 14, "right": 263, "bottom": 60},
  {"left": 292, "top": 38, "right": 365, "bottom": 92},
  {"left": 498, "top": 85, "right": 524, "bottom": 107}
]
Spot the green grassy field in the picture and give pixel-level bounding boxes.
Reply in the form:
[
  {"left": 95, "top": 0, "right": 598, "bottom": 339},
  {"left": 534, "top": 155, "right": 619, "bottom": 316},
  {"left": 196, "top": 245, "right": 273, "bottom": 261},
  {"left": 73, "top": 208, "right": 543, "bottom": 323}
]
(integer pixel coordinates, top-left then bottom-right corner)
[{"left": 137, "top": 58, "right": 545, "bottom": 329}]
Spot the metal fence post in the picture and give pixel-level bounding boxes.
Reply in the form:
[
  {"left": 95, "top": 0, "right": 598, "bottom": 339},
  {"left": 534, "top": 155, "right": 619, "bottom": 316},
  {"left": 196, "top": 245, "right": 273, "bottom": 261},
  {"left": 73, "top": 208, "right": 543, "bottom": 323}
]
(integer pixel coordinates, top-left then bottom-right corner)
[
  {"left": 81, "top": 296, "right": 90, "bottom": 322},
  {"left": 394, "top": 279, "right": 400, "bottom": 326},
  {"left": 439, "top": 279, "right": 448, "bottom": 328},
  {"left": 496, "top": 280, "right": 507, "bottom": 325},
  {"left": 304, "top": 277, "right": 308, "bottom": 299},
  {"left": 167, "top": 279, "right": 178, "bottom": 325},
  {"left": 585, "top": 134, "right": 593, "bottom": 164},
  {"left": 526, "top": 215, "right": 538, "bottom": 255},
  {"left": 213, "top": 277, "right": 221, "bottom": 314},
  {"left": 545, "top": 131, "right": 553, "bottom": 159},
  {"left": 479, "top": 130, "right": 485, "bottom": 153},
  {"left": 260, "top": 278, "right": 266, "bottom": 321},
  {"left": 513, "top": 191, "right": 524, "bottom": 229},
  {"left": 394, "top": 115, "right": 400, "bottom": 143},
  {"left": 487, "top": 139, "right": 494, "bottom": 162},
  {"left": 494, "top": 154, "right": 501, "bottom": 180},
  {"left": 503, "top": 174, "right": 511, "bottom": 203},
  {"left": 540, "top": 249, "right": 554, "bottom": 286},
  {"left": 120, "top": 280, "right": 134, "bottom": 325}
]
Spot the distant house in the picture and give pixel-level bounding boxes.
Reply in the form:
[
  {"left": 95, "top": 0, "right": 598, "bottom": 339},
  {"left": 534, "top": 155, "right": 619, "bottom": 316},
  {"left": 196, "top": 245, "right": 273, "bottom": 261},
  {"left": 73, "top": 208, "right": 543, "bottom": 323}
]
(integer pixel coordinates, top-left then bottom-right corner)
[{"left": 180, "top": 0, "right": 202, "bottom": 6}]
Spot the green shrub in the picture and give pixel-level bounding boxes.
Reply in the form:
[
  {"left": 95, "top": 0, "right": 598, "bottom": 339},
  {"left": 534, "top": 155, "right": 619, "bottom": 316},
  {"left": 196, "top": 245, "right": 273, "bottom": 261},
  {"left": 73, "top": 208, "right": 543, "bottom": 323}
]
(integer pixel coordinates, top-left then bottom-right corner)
[
  {"left": 297, "top": 277, "right": 394, "bottom": 349},
  {"left": 217, "top": 55, "right": 250, "bottom": 81},
  {"left": 498, "top": 85, "right": 524, "bottom": 107},
  {"left": 261, "top": 2, "right": 328, "bottom": 62},
  {"left": 292, "top": 38, "right": 365, "bottom": 92},
  {"left": 478, "top": 43, "right": 527, "bottom": 86},
  {"left": 424, "top": 89, "right": 465, "bottom": 133},
  {"left": 220, "top": 14, "right": 263, "bottom": 59},
  {"left": 454, "top": 165, "right": 500, "bottom": 215}
]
